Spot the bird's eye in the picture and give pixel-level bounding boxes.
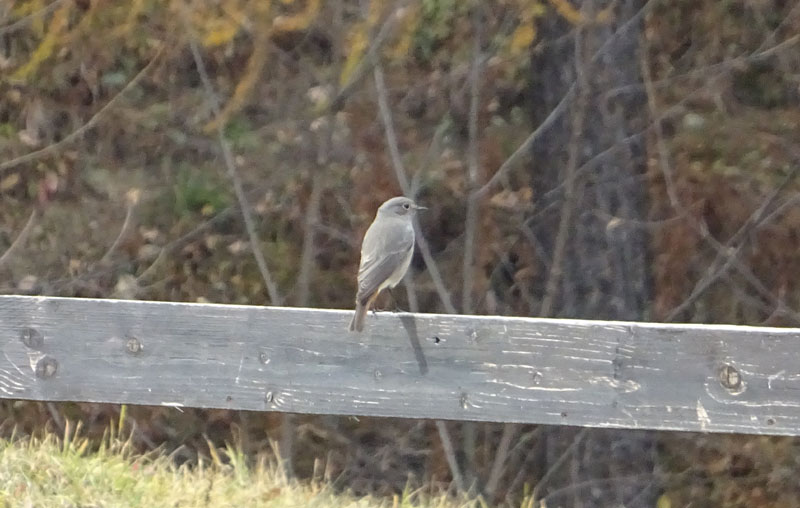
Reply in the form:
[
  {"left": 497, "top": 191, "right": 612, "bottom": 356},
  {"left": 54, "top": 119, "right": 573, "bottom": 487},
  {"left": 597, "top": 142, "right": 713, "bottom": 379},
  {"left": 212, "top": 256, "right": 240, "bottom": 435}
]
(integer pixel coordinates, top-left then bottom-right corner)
[{"left": 403, "top": 203, "right": 410, "bottom": 209}]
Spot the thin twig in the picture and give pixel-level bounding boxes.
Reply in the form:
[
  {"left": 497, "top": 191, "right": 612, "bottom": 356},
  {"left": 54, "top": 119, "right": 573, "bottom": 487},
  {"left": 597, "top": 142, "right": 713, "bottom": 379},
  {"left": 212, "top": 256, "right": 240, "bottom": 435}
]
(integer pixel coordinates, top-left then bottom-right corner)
[
  {"left": 606, "top": 32, "right": 799, "bottom": 99},
  {"left": 537, "top": 473, "right": 653, "bottom": 505},
  {"left": 278, "top": 413, "right": 296, "bottom": 479},
  {"left": 639, "top": 34, "right": 800, "bottom": 321},
  {"left": 435, "top": 420, "right": 466, "bottom": 493},
  {"left": 476, "top": 88, "right": 574, "bottom": 198},
  {"left": 485, "top": 423, "right": 519, "bottom": 499},
  {"left": 331, "top": 0, "right": 413, "bottom": 110},
  {"left": 404, "top": 271, "right": 419, "bottom": 313},
  {"left": 0, "top": 45, "right": 165, "bottom": 174},
  {"left": 539, "top": 29, "right": 800, "bottom": 214},
  {"left": 460, "top": 6, "right": 484, "bottom": 489},
  {"left": 0, "top": 208, "right": 38, "bottom": 270},
  {"left": 462, "top": 5, "right": 483, "bottom": 315},
  {"left": 0, "top": 0, "right": 66, "bottom": 36},
  {"left": 45, "top": 402, "right": 65, "bottom": 433},
  {"left": 185, "top": 30, "right": 282, "bottom": 305},
  {"left": 296, "top": 178, "right": 323, "bottom": 307},
  {"left": 372, "top": 59, "right": 457, "bottom": 314},
  {"left": 539, "top": 20, "right": 588, "bottom": 318},
  {"left": 373, "top": 64, "right": 410, "bottom": 192},
  {"left": 370, "top": 16, "right": 463, "bottom": 494},
  {"left": 476, "top": 0, "right": 657, "bottom": 198},
  {"left": 100, "top": 195, "right": 137, "bottom": 264},
  {"left": 531, "top": 428, "right": 588, "bottom": 503}
]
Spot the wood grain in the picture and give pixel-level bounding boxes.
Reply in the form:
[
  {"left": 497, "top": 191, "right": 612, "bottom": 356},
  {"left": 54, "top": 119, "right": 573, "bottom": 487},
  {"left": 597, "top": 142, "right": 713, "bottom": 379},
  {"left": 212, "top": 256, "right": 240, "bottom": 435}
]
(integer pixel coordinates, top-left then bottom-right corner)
[{"left": 0, "top": 295, "right": 798, "bottom": 435}]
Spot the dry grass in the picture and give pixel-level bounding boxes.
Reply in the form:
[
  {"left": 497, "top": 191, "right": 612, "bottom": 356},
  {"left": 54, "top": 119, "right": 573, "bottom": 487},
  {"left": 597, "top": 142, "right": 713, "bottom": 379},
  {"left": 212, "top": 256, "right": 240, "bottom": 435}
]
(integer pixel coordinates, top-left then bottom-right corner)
[{"left": 0, "top": 419, "right": 482, "bottom": 508}]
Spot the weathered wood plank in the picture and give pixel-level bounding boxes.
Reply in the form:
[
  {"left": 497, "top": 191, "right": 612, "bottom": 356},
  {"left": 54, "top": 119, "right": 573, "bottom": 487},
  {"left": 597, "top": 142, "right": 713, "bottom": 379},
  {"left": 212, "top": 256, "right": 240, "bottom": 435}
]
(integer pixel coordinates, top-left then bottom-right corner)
[{"left": 0, "top": 295, "right": 798, "bottom": 435}]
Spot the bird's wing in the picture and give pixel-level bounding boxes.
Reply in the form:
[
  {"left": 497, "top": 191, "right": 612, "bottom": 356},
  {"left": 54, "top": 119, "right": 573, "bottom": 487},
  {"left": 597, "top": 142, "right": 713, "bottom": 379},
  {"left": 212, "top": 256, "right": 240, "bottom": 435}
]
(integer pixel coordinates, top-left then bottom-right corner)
[{"left": 356, "top": 219, "right": 414, "bottom": 301}]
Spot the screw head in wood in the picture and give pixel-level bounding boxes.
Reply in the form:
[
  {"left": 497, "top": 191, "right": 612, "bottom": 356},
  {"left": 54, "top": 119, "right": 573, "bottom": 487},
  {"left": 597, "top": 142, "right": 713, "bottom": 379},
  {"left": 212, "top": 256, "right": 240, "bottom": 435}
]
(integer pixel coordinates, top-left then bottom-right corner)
[
  {"left": 35, "top": 356, "right": 58, "bottom": 379},
  {"left": 20, "top": 327, "right": 43, "bottom": 349},
  {"left": 126, "top": 337, "right": 143, "bottom": 354},
  {"left": 718, "top": 364, "right": 742, "bottom": 391}
]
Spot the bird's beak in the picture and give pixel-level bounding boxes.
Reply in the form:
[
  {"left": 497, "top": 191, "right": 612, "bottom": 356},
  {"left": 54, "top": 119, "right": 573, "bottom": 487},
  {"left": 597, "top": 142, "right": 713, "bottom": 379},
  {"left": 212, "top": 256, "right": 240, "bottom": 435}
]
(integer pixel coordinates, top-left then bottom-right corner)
[{"left": 414, "top": 205, "right": 427, "bottom": 211}]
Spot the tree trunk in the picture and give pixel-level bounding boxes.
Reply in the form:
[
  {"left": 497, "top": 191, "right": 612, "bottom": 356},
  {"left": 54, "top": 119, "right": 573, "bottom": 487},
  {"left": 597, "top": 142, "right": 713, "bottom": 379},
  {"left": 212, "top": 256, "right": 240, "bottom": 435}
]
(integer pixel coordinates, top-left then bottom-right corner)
[{"left": 528, "top": 1, "right": 658, "bottom": 506}]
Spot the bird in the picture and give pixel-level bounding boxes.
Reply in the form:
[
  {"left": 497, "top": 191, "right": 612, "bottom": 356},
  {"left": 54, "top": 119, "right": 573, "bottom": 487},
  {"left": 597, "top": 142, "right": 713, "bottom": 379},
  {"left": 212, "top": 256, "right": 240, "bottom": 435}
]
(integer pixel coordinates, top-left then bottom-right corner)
[{"left": 348, "top": 196, "right": 424, "bottom": 332}]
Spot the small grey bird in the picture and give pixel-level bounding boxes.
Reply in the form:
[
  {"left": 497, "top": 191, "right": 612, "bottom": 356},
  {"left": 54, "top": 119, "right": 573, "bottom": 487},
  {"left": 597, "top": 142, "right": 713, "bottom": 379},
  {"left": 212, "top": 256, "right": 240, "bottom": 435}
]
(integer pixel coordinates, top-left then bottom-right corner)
[{"left": 349, "top": 196, "right": 424, "bottom": 332}]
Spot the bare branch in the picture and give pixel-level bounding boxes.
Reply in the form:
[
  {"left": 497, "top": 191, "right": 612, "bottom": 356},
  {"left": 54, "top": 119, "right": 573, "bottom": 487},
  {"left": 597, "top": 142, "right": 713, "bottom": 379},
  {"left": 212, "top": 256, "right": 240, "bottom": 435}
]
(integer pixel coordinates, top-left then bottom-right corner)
[
  {"left": 459, "top": 7, "right": 485, "bottom": 489},
  {"left": 0, "top": 0, "right": 66, "bottom": 36},
  {"left": 296, "top": 178, "right": 323, "bottom": 307},
  {"left": 485, "top": 423, "right": 519, "bottom": 499},
  {"left": 372, "top": 65, "right": 410, "bottom": 192},
  {"left": 372, "top": 59, "right": 457, "bottom": 314},
  {"left": 434, "top": 420, "right": 466, "bottom": 494},
  {"left": 0, "top": 45, "right": 165, "bottom": 174},
  {"left": 531, "top": 428, "right": 588, "bottom": 503},
  {"left": 538, "top": 473, "right": 654, "bottom": 505},
  {"left": 476, "top": 0, "right": 657, "bottom": 198},
  {"left": 330, "top": 0, "right": 413, "bottom": 111},
  {"left": 0, "top": 208, "right": 38, "bottom": 271},
  {"left": 639, "top": 32, "right": 800, "bottom": 322},
  {"left": 185, "top": 30, "right": 282, "bottom": 305},
  {"left": 462, "top": 6, "right": 483, "bottom": 315},
  {"left": 539, "top": 20, "right": 589, "bottom": 319},
  {"left": 100, "top": 192, "right": 138, "bottom": 264},
  {"left": 476, "top": 87, "right": 574, "bottom": 198}
]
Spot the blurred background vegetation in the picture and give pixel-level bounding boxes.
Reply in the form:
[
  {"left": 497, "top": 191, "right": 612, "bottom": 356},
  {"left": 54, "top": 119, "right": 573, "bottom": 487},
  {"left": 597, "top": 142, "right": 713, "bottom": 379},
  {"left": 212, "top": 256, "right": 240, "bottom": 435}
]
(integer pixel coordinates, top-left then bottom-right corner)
[{"left": 1, "top": 0, "right": 800, "bottom": 506}]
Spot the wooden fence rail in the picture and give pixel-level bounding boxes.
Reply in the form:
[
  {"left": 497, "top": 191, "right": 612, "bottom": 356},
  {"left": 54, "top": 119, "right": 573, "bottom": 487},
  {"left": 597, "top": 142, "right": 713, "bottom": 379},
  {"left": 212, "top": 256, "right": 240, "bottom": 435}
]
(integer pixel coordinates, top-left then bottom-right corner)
[{"left": 0, "top": 295, "right": 798, "bottom": 436}]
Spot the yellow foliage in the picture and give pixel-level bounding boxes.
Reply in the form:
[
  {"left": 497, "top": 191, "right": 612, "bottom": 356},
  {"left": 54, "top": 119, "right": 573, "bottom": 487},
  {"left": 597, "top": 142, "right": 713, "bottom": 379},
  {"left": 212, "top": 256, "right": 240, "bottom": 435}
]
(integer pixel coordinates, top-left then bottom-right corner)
[
  {"left": 548, "top": 0, "right": 582, "bottom": 24},
  {"left": 203, "top": 17, "right": 241, "bottom": 47},
  {"left": 203, "top": 1, "right": 273, "bottom": 133},
  {"left": 506, "top": 1, "right": 545, "bottom": 58},
  {"left": 109, "top": 0, "right": 148, "bottom": 40},
  {"left": 272, "top": 0, "right": 320, "bottom": 33},
  {"left": 62, "top": 0, "right": 102, "bottom": 45},
  {"left": 386, "top": 4, "right": 418, "bottom": 61},
  {"left": 12, "top": 0, "right": 46, "bottom": 35},
  {"left": 510, "top": 24, "right": 535, "bottom": 52},
  {"left": 11, "top": 1, "right": 70, "bottom": 82},
  {"left": 0, "top": 174, "right": 21, "bottom": 192},
  {"left": 190, "top": 0, "right": 248, "bottom": 48},
  {"left": 595, "top": 3, "right": 615, "bottom": 24},
  {"left": 548, "top": 0, "right": 615, "bottom": 25},
  {"left": 339, "top": 0, "right": 384, "bottom": 87},
  {"left": 340, "top": 27, "right": 368, "bottom": 87}
]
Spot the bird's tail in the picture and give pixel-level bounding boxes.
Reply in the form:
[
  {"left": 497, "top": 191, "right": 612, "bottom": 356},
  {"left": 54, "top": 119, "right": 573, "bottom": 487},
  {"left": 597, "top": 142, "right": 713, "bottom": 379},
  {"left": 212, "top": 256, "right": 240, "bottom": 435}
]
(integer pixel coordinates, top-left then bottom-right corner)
[
  {"left": 349, "top": 292, "right": 379, "bottom": 332},
  {"left": 349, "top": 301, "right": 368, "bottom": 332}
]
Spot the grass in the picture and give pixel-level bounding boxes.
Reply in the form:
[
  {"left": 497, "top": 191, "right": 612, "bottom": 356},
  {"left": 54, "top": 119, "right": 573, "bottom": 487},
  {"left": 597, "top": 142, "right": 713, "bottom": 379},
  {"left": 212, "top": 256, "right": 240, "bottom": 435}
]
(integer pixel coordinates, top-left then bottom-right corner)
[{"left": 0, "top": 419, "right": 482, "bottom": 508}]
